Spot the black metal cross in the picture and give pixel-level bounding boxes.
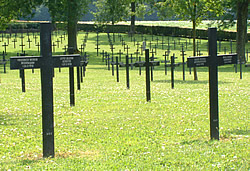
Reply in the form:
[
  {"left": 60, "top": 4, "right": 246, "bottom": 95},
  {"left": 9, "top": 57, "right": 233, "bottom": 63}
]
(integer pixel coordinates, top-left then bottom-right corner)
[
  {"left": 117, "top": 49, "right": 123, "bottom": 62},
  {"left": 12, "top": 38, "right": 17, "bottom": 49},
  {"left": 161, "top": 51, "right": 170, "bottom": 75},
  {"left": 187, "top": 28, "right": 238, "bottom": 141},
  {"left": 56, "top": 39, "right": 60, "bottom": 48},
  {"left": 149, "top": 41, "right": 153, "bottom": 49},
  {"left": 136, "top": 41, "right": 140, "bottom": 50},
  {"left": 34, "top": 35, "right": 38, "bottom": 44},
  {"left": 52, "top": 42, "right": 57, "bottom": 52},
  {"left": 124, "top": 45, "right": 130, "bottom": 55},
  {"left": 10, "top": 23, "right": 82, "bottom": 158},
  {"left": 134, "top": 49, "right": 160, "bottom": 102},
  {"left": 0, "top": 51, "right": 8, "bottom": 73},
  {"left": 59, "top": 35, "right": 64, "bottom": 44},
  {"left": 155, "top": 37, "right": 159, "bottom": 45},
  {"left": 20, "top": 39, "right": 25, "bottom": 53},
  {"left": 95, "top": 43, "right": 100, "bottom": 56},
  {"left": 2, "top": 42, "right": 8, "bottom": 54},
  {"left": 27, "top": 38, "right": 32, "bottom": 49}
]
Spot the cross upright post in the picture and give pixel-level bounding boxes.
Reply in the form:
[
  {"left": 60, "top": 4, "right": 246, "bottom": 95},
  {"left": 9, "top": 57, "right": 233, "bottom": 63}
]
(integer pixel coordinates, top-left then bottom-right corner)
[
  {"left": 145, "top": 49, "right": 151, "bottom": 102},
  {"left": 20, "top": 39, "right": 25, "bottom": 53},
  {"left": 208, "top": 28, "right": 219, "bottom": 140},
  {"left": 2, "top": 42, "right": 8, "bottom": 54},
  {"left": 181, "top": 44, "right": 186, "bottom": 81},
  {"left": 68, "top": 47, "right": 75, "bottom": 106},
  {"left": 12, "top": 38, "right": 17, "bottom": 49},
  {"left": 40, "top": 23, "right": 54, "bottom": 158},
  {"left": 27, "top": 38, "right": 32, "bottom": 48},
  {"left": 117, "top": 50, "right": 123, "bottom": 62}
]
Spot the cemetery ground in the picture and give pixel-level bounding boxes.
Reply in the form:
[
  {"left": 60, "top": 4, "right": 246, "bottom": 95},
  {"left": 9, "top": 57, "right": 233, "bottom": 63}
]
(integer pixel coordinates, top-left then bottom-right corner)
[{"left": 0, "top": 31, "right": 249, "bottom": 170}]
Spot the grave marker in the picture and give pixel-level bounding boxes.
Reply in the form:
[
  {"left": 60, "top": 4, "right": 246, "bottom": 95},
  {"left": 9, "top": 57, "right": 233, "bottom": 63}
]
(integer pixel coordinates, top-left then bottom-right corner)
[
  {"left": 117, "top": 50, "right": 123, "bottom": 62},
  {"left": 10, "top": 23, "right": 81, "bottom": 157},
  {"left": 111, "top": 57, "right": 120, "bottom": 82},
  {"left": 0, "top": 51, "right": 8, "bottom": 73},
  {"left": 134, "top": 49, "right": 160, "bottom": 102},
  {"left": 187, "top": 28, "right": 237, "bottom": 140},
  {"left": 180, "top": 44, "right": 187, "bottom": 81},
  {"left": 2, "top": 42, "right": 8, "bottom": 54},
  {"left": 36, "top": 42, "right": 40, "bottom": 52},
  {"left": 12, "top": 38, "right": 17, "bottom": 49},
  {"left": 170, "top": 54, "right": 179, "bottom": 89},
  {"left": 27, "top": 38, "right": 32, "bottom": 48},
  {"left": 162, "top": 51, "right": 170, "bottom": 75},
  {"left": 20, "top": 35, "right": 25, "bottom": 52}
]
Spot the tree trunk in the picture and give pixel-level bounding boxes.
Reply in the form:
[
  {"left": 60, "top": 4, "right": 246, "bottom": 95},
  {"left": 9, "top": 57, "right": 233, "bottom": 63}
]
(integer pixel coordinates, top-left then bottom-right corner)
[
  {"left": 112, "top": 20, "right": 115, "bottom": 42},
  {"left": 236, "top": 0, "right": 248, "bottom": 62},
  {"left": 192, "top": 15, "right": 198, "bottom": 80},
  {"left": 67, "top": 0, "right": 78, "bottom": 53},
  {"left": 130, "top": 2, "right": 135, "bottom": 35}
]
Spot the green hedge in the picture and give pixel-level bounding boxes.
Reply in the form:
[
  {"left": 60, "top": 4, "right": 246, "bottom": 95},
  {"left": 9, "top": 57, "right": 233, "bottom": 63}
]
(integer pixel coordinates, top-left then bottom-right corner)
[
  {"left": 77, "top": 23, "right": 244, "bottom": 41},
  {"left": 2, "top": 22, "right": 249, "bottom": 41}
]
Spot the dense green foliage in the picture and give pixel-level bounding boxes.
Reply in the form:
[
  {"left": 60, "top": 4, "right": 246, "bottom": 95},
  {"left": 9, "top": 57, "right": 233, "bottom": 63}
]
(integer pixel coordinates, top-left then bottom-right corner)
[{"left": 0, "top": 0, "right": 42, "bottom": 29}]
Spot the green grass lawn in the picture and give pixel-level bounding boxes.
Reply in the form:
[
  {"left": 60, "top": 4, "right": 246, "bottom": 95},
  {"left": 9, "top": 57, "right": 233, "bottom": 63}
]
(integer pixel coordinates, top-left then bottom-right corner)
[{"left": 0, "top": 31, "right": 249, "bottom": 170}]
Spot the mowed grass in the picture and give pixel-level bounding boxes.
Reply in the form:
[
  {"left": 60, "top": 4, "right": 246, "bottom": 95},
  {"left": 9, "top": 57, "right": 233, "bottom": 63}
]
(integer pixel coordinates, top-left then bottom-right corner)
[{"left": 0, "top": 30, "right": 249, "bottom": 170}]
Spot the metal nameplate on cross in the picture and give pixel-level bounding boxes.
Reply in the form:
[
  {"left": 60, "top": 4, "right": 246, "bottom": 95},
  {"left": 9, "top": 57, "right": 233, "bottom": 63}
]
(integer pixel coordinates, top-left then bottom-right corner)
[
  {"left": 187, "top": 54, "right": 237, "bottom": 68},
  {"left": 134, "top": 61, "right": 160, "bottom": 67},
  {"left": 10, "top": 54, "right": 81, "bottom": 69}
]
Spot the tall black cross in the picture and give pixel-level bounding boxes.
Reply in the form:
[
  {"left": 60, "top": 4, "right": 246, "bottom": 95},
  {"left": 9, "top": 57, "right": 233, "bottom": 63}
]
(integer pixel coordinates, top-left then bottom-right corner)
[
  {"left": 59, "top": 35, "right": 64, "bottom": 44},
  {"left": 117, "top": 49, "right": 123, "bottom": 62},
  {"left": 154, "top": 44, "right": 157, "bottom": 55},
  {"left": 162, "top": 51, "right": 170, "bottom": 75},
  {"left": 134, "top": 49, "right": 160, "bottom": 102},
  {"left": 187, "top": 28, "right": 237, "bottom": 141},
  {"left": 100, "top": 50, "right": 105, "bottom": 62},
  {"left": 155, "top": 37, "right": 159, "bottom": 45},
  {"left": 124, "top": 45, "right": 130, "bottom": 55},
  {"left": 149, "top": 41, "right": 153, "bottom": 49},
  {"left": 20, "top": 39, "right": 25, "bottom": 53},
  {"left": 34, "top": 35, "right": 38, "bottom": 44},
  {"left": 12, "top": 38, "right": 17, "bottom": 49},
  {"left": 10, "top": 23, "right": 82, "bottom": 158},
  {"left": 56, "top": 39, "right": 60, "bottom": 48},
  {"left": 134, "top": 49, "right": 140, "bottom": 61},
  {"left": 27, "top": 38, "right": 32, "bottom": 49},
  {"left": 2, "top": 42, "right": 8, "bottom": 54},
  {"left": 0, "top": 51, "right": 7, "bottom": 73},
  {"left": 136, "top": 41, "right": 140, "bottom": 50},
  {"left": 52, "top": 42, "right": 57, "bottom": 52},
  {"left": 180, "top": 44, "right": 187, "bottom": 81},
  {"left": 36, "top": 42, "right": 40, "bottom": 52},
  {"left": 95, "top": 43, "right": 100, "bottom": 56}
]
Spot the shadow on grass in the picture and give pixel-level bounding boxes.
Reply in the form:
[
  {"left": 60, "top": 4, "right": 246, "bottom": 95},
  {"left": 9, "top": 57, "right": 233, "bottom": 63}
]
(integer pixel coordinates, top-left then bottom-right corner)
[
  {"left": 0, "top": 114, "right": 16, "bottom": 126},
  {"left": 153, "top": 79, "right": 233, "bottom": 85},
  {"left": 180, "top": 139, "right": 204, "bottom": 145},
  {"left": 225, "top": 129, "right": 249, "bottom": 136}
]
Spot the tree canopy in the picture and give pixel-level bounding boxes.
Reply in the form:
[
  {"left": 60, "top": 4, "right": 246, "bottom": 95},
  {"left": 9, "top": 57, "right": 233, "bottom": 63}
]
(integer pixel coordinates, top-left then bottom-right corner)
[{"left": 0, "top": 0, "right": 42, "bottom": 29}]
